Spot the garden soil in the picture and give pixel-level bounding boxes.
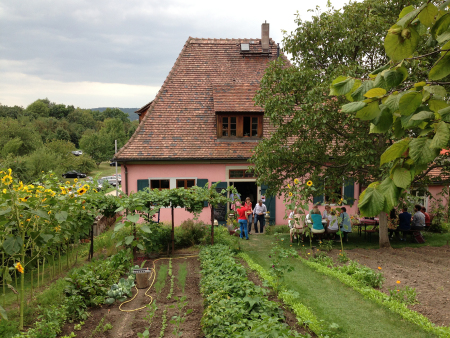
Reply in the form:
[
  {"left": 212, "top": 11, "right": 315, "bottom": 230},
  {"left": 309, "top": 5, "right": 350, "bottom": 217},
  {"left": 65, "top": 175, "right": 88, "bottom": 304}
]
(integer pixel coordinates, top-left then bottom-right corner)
[
  {"left": 58, "top": 255, "right": 204, "bottom": 338},
  {"left": 329, "top": 244, "right": 450, "bottom": 327}
]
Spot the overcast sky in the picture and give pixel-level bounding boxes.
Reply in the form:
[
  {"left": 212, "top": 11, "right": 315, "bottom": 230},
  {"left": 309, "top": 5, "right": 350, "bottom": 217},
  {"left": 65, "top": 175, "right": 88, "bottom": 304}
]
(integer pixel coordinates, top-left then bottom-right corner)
[{"left": 0, "top": 0, "right": 356, "bottom": 109}]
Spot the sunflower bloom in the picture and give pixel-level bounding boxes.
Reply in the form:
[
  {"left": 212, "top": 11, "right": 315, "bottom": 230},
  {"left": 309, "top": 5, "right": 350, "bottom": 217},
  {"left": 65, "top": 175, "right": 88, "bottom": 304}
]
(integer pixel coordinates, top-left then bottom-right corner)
[
  {"left": 77, "top": 187, "right": 87, "bottom": 195},
  {"left": 306, "top": 180, "right": 313, "bottom": 187},
  {"left": 74, "top": 178, "right": 78, "bottom": 183},
  {"left": 2, "top": 189, "right": 7, "bottom": 194},
  {"left": 289, "top": 192, "right": 293, "bottom": 196},
  {"left": 2, "top": 175, "right": 13, "bottom": 186},
  {"left": 15, "top": 262, "right": 24, "bottom": 274},
  {"left": 294, "top": 178, "right": 299, "bottom": 185},
  {"left": 287, "top": 184, "right": 291, "bottom": 189}
]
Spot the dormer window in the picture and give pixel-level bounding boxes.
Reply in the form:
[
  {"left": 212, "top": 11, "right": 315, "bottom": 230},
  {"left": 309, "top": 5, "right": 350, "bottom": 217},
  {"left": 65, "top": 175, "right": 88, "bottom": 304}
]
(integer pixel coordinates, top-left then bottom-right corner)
[{"left": 217, "top": 114, "right": 263, "bottom": 139}]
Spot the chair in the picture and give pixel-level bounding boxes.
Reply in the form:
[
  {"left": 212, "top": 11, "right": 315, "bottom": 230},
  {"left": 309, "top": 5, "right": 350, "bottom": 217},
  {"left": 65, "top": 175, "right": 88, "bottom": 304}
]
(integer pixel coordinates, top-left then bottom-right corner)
[{"left": 362, "top": 225, "right": 379, "bottom": 242}]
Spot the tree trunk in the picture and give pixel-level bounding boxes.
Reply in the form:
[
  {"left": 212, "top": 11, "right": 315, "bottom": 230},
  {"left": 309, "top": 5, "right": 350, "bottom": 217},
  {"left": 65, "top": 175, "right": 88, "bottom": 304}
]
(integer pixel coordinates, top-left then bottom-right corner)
[
  {"left": 378, "top": 212, "right": 391, "bottom": 248},
  {"left": 211, "top": 206, "right": 214, "bottom": 245},
  {"left": 171, "top": 206, "right": 175, "bottom": 255}
]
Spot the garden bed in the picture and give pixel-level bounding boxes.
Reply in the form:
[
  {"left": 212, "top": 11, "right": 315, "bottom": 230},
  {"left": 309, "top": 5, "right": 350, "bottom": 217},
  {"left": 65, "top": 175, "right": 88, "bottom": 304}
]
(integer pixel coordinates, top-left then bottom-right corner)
[
  {"left": 58, "top": 255, "right": 203, "bottom": 338},
  {"left": 328, "top": 245, "right": 450, "bottom": 327}
]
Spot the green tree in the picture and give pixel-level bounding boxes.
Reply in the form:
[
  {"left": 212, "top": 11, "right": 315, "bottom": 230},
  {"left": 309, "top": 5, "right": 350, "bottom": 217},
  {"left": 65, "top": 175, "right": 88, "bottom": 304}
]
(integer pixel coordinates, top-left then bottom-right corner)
[
  {"left": 0, "top": 118, "right": 43, "bottom": 158},
  {"left": 79, "top": 130, "right": 111, "bottom": 167},
  {"left": 253, "top": 0, "right": 423, "bottom": 248},
  {"left": 100, "top": 118, "right": 127, "bottom": 149},
  {"left": 332, "top": 1, "right": 450, "bottom": 221},
  {"left": 26, "top": 99, "right": 50, "bottom": 118},
  {"left": 0, "top": 104, "right": 24, "bottom": 119}
]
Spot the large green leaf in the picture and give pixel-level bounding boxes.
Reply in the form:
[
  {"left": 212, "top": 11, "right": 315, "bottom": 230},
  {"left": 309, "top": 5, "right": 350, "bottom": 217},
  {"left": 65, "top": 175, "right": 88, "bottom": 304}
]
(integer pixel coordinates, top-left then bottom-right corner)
[
  {"left": 392, "top": 167, "right": 412, "bottom": 189},
  {"left": 28, "top": 210, "right": 50, "bottom": 220},
  {"left": 393, "top": 118, "right": 405, "bottom": 138},
  {"left": 384, "top": 92, "right": 401, "bottom": 112},
  {"left": 385, "top": 25, "right": 420, "bottom": 60},
  {"left": 345, "top": 79, "right": 362, "bottom": 102},
  {"left": 341, "top": 101, "right": 366, "bottom": 113},
  {"left": 399, "top": 92, "right": 422, "bottom": 116},
  {"left": 370, "top": 105, "right": 393, "bottom": 133},
  {"left": 3, "top": 236, "right": 23, "bottom": 256},
  {"left": 383, "top": 70, "right": 405, "bottom": 88},
  {"left": 437, "top": 29, "right": 450, "bottom": 44},
  {"left": 429, "top": 52, "right": 450, "bottom": 80},
  {"left": 424, "top": 85, "right": 447, "bottom": 97},
  {"left": 330, "top": 77, "right": 355, "bottom": 96},
  {"left": 55, "top": 211, "right": 68, "bottom": 223},
  {"left": 378, "top": 177, "right": 400, "bottom": 213},
  {"left": 380, "top": 138, "right": 410, "bottom": 165},
  {"left": 430, "top": 121, "right": 450, "bottom": 148},
  {"left": 410, "top": 111, "right": 435, "bottom": 121},
  {"left": 418, "top": 2, "right": 438, "bottom": 27},
  {"left": 0, "top": 304, "right": 7, "bottom": 320},
  {"left": 140, "top": 224, "right": 152, "bottom": 234},
  {"left": 124, "top": 236, "right": 134, "bottom": 245},
  {"left": 397, "top": 6, "right": 421, "bottom": 27},
  {"left": 429, "top": 99, "right": 449, "bottom": 113},
  {"left": 431, "top": 13, "right": 450, "bottom": 39},
  {"left": 40, "top": 233, "right": 53, "bottom": 243},
  {"left": 351, "top": 81, "right": 374, "bottom": 101},
  {"left": 0, "top": 208, "right": 11, "bottom": 216},
  {"left": 356, "top": 101, "right": 380, "bottom": 121},
  {"left": 127, "top": 214, "right": 140, "bottom": 223},
  {"left": 409, "top": 138, "right": 438, "bottom": 164},
  {"left": 114, "top": 222, "right": 125, "bottom": 232},
  {"left": 358, "top": 182, "right": 385, "bottom": 217},
  {"left": 364, "top": 88, "right": 387, "bottom": 98}
]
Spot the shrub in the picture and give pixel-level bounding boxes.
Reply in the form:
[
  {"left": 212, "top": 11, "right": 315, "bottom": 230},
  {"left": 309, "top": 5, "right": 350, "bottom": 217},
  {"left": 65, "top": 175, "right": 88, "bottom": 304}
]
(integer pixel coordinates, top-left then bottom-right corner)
[
  {"left": 264, "top": 225, "right": 290, "bottom": 235},
  {"left": 337, "top": 261, "right": 384, "bottom": 288}
]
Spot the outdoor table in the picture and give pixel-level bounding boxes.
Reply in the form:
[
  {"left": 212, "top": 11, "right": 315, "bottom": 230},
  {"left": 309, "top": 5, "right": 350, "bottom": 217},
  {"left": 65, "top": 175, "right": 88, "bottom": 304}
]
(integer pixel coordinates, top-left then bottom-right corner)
[{"left": 358, "top": 218, "right": 379, "bottom": 239}]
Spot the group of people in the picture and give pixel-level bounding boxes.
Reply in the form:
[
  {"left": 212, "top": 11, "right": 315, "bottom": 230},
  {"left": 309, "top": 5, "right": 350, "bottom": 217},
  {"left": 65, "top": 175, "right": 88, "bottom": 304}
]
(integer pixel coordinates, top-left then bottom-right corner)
[
  {"left": 388, "top": 204, "right": 430, "bottom": 241},
  {"left": 288, "top": 205, "right": 352, "bottom": 243},
  {"left": 236, "top": 197, "right": 267, "bottom": 240}
]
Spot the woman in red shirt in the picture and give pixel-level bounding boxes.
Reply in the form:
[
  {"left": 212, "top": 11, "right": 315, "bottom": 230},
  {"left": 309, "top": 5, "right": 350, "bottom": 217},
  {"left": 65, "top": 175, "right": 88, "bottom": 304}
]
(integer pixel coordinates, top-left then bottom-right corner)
[
  {"left": 244, "top": 197, "right": 254, "bottom": 234},
  {"left": 237, "top": 202, "right": 249, "bottom": 240}
]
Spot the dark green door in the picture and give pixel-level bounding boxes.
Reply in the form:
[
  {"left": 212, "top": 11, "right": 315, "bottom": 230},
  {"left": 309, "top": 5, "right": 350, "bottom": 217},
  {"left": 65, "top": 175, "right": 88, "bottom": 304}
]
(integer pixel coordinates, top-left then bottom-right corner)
[{"left": 260, "top": 184, "right": 276, "bottom": 225}]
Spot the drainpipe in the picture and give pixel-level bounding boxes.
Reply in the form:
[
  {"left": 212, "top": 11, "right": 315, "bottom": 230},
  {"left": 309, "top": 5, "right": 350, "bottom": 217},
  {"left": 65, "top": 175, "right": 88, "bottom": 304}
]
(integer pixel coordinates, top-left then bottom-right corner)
[{"left": 124, "top": 163, "right": 128, "bottom": 195}]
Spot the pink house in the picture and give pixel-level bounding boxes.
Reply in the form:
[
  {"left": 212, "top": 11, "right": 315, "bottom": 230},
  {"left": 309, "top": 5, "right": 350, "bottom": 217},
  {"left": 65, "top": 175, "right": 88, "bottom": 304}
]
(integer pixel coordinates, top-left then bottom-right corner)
[{"left": 115, "top": 24, "right": 371, "bottom": 225}]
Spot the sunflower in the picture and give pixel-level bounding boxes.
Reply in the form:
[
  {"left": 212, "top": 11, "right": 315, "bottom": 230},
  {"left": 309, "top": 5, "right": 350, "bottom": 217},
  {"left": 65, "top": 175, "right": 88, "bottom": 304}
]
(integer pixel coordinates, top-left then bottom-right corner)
[
  {"left": 306, "top": 180, "right": 313, "bottom": 187},
  {"left": 82, "top": 206, "right": 85, "bottom": 209},
  {"left": 7, "top": 168, "right": 12, "bottom": 176},
  {"left": 66, "top": 181, "right": 70, "bottom": 185},
  {"left": 19, "top": 196, "right": 30, "bottom": 202},
  {"left": 289, "top": 192, "right": 293, "bottom": 197},
  {"left": 294, "top": 179, "right": 299, "bottom": 185},
  {"left": 77, "top": 187, "right": 87, "bottom": 195},
  {"left": 74, "top": 178, "right": 78, "bottom": 183},
  {"left": 15, "top": 262, "right": 24, "bottom": 274},
  {"left": 83, "top": 184, "right": 89, "bottom": 190},
  {"left": 2, "top": 189, "right": 7, "bottom": 194},
  {"left": 48, "top": 210, "right": 51, "bottom": 215},
  {"left": 60, "top": 187, "right": 67, "bottom": 195},
  {"left": 2, "top": 175, "right": 12, "bottom": 186},
  {"left": 93, "top": 189, "right": 98, "bottom": 193},
  {"left": 287, "top": 184, "right": 291, "bottom": 189}
]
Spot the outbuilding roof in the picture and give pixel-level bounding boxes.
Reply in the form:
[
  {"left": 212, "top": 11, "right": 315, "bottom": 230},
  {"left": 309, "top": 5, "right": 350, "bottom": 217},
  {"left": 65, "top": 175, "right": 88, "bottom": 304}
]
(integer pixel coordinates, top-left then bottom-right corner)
[{"left": 115, "top": 36, "right": 287, "bottom": 161}]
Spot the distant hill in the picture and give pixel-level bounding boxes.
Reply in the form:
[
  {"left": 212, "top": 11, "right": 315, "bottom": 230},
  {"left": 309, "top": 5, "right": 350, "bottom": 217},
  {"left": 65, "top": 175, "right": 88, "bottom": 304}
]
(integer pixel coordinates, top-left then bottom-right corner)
[{"left": 89, "top": 107, "right": 139, "bottom": 121}]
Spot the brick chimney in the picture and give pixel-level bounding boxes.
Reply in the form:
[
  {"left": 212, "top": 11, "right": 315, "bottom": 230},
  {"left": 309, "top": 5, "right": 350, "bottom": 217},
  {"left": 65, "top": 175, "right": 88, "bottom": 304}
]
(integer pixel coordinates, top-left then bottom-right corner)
[{"left": 261, "top": 22, "right": 270, "bottom": 52}]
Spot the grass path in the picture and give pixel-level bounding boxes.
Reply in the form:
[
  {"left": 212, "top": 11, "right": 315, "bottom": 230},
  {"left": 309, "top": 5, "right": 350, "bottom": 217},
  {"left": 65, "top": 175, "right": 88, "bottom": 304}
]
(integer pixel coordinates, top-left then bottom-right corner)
[{"left": 242, "top": 235, "right": 436, "bottom": 338}]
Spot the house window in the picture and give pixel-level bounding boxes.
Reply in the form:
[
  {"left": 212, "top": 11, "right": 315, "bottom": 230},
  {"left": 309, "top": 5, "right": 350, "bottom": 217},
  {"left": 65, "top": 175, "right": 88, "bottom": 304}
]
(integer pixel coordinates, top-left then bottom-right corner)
[
  {"left": 176, "top": 179, "right": 195, "bottom": 189},
  {"left": 217, "top": 115, "right": 263, "bottom": 138},
  {"left": 229, "top": 170, "right": 256, "bottom": 179},
  {"left": 151, "top": 179, "right": 170, "bottom": 190}
]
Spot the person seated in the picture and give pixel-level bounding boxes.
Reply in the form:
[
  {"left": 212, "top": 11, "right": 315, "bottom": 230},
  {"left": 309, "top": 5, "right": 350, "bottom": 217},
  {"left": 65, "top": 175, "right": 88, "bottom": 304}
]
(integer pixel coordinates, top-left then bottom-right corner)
[
  {"left": 411, "top": 204, "right": 425, "bottom": 231},
  {"left": 322, "top": 204, "right": 331, "bottom": 219},
  {"left": 421, "top": 207, "right": 431, "bottom": 226},
  {"left": 289, "top": 210, "right": 304, "bottom": 243},
  {"left": 326, "top": 209, "right": 339, "bottom": 239},
  {"left": 396, "top": 207, "right": 411, "bottom": 241},
  {"left": 310, "top": 207, "right": 325, "bottom": 236}
]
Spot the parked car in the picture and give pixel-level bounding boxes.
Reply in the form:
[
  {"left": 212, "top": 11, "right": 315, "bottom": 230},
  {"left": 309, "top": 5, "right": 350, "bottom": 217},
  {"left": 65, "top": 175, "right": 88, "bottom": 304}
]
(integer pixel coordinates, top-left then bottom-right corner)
[
  {"left": 62, "top": 171, "right": 86, "bottom": 178},
  {"left": 71, "top": 150, "right": 83, "bottom": 156},
  {"left": 109, "top": 160, "right": 120, "bottom": 166},
  {"left": 102, "top": 175, "right": 121, "bottom": 186}
]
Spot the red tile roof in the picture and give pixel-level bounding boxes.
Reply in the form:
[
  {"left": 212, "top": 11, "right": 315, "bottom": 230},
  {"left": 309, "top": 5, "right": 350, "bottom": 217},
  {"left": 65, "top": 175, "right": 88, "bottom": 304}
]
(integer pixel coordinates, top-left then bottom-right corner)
[{"left": 115, "top": 36, "right": 288, "bottom": 161}]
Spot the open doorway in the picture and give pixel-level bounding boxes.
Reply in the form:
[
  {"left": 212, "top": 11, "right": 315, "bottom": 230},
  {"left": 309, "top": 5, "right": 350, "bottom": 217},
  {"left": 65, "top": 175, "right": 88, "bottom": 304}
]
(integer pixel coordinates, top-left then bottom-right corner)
[{"left": 230, "top": 181, "right": 258, "bottom": 206}]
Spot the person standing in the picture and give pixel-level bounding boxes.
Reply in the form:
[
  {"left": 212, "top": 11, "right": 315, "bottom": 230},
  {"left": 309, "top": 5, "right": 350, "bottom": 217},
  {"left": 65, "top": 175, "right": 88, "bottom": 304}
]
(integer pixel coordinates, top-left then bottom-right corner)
[
  {"left": 421, "top": 207, "right": 431, "bottom": 226},
  {"left": 237, "top": 202, "right": 249, "bottom": 240},
  {"left": 245, "top": 197, "right": 254, "bottom": 234},
  {"left": 340, "top": 207, "right": 352, "bottom": 242},
  {"left": 411, "top": 204, "right": 425, "bottom": 230},
  {"left": 254, "top": 199, "right": 267, "bottom": 233}
]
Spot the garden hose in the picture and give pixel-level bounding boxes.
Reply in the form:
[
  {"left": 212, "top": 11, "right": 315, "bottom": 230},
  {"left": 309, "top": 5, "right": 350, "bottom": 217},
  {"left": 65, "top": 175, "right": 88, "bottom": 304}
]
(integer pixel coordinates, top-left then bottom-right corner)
[{"left": 118, "top": 255, "right": 198, "bottom": 312}]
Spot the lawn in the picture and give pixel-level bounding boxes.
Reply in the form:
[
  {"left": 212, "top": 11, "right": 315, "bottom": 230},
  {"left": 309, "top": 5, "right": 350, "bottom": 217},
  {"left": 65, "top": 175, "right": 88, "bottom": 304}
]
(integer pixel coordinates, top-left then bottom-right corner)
[{"left": 241, "top": 234, "right": 438, "bottom": 338}]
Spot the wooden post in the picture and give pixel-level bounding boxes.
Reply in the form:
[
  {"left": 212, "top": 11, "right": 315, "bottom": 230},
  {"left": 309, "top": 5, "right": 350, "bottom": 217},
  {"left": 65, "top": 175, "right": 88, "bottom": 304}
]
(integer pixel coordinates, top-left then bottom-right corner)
[
  {"left": 378, "top": 212, "right": 391, "bottom": 249},
  {"left": 171, "top": 206, "right": 175, "bottom": 255},
  {"left": 211, "top": 205, "right": 214, "bottom": 245},
  {"left": 89, "top": 225, "right": 94, "bottom": 261}
]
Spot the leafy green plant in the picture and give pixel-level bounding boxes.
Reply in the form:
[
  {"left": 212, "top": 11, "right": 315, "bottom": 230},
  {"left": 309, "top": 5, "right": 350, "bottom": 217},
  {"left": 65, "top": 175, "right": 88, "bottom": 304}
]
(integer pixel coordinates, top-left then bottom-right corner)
[
  {"left": 268, "top": 237, "right": 297, "bottom": 292},
  {"left": 159, "top": 308, "right": 168, "bottom": 338},
  {"left": 318, "top": 240, "right": 333, "bottom": 252},
  {"left": 104, "top": 277, "right": 134, "bottom": 304},
  {"left": 61, "top": 333, "right": 76, "bottom": 338},
  {"left": 169, "top": 296, "right": 193, "bottom": 337},
  {"left": 154, "top": 263, "right": 168, "bottom": 295},
  {"left": 137, "top": 301, "right": 158, "bottom": 338},
  {"left": 200, "top": 245, "right": 303, "bottom": 337},
  {"left": 65, "top": 295, "right": 88, "bottom": 322},
  {"left": 177, "top": 261, "right": 187, "bottom": 293},
  {"left": 338, "top": 261, "right": 384, "bottom": 288},
  {"left": 388, "top": 285, "right": 419, "bottom": 305},
  {"left": 166, "top": 259, "right": 174, "bottom": 300},
  {"left": 73, "top": 322, "right": 84, "bottom": 331},
  {"left": 310, "top": 252, "right": 334, "bottom": 267},
  {"left": 88, "top": 316, "right": 112, "bottom": 338},
  {"left": 337, "top": 251, "right": 349, "bottom": 264}
]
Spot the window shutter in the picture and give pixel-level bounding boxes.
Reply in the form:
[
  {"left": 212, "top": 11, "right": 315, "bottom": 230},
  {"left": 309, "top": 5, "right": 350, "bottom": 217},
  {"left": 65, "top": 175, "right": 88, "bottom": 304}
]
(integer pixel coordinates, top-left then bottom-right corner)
[
  {"left": 313, "top": 194, "right": 324, "bottom": 205},
  {"left": 197, "top": 179, "right": 209, "bottom": 207},
  {"left": 344, "top": 179, "right": 355, "bottom": 206},
  {"left": 137, "top": 179, "right": 149, "bottom": 192}
]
